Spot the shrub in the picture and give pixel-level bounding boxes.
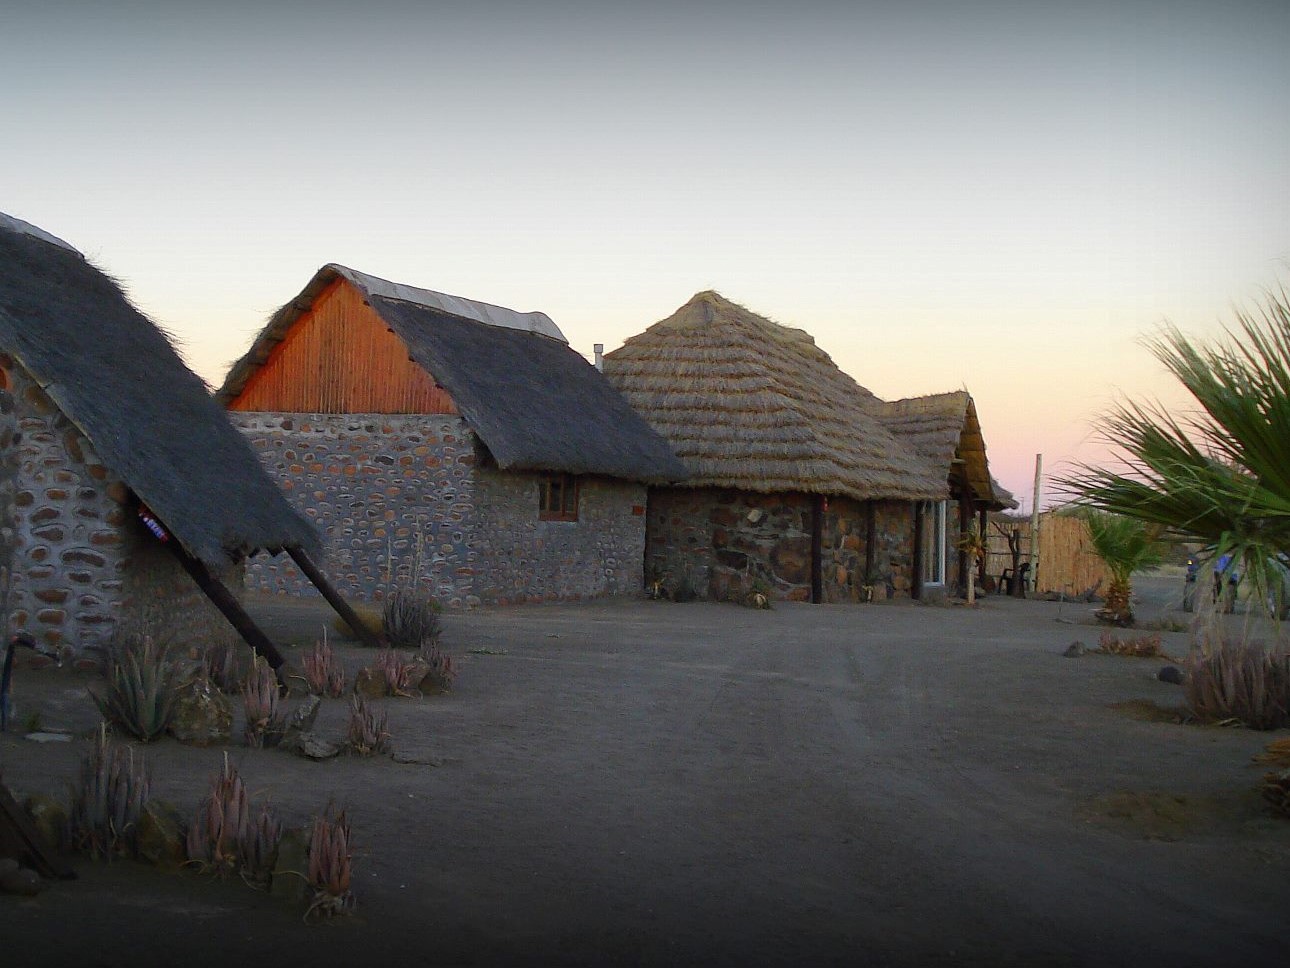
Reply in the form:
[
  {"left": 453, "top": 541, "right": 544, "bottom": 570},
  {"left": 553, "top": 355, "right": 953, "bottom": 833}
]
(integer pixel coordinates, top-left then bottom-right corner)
[
  {"left": 305, "top": 803, "right": 355, "bottom": 920},
  {"left": 345, "top": 696, "right": 390, "bottom": 756},
  {"left": 1096, "top": 630, "right": 1168, "bottom": 658},
  {"left": 68, "top": 724, "right": 150, "bottom": 860},
  {"left": 241, "top": 657, "right": 286, "bottom": 748},
  {"left": 301, "top": 639, "right": 346, "bottom": 698},
  {"left": 1183, "top": 638, "right": 1290, "bottom": 730},
  {"left": 89, "top": 634, "right": 180, "bottom": 742},
  {"left": 332, "top": 605, "right": 383, "bottom": 643},
  {"left": 381, "top": 589, "right": 442, "bottom": 651}
]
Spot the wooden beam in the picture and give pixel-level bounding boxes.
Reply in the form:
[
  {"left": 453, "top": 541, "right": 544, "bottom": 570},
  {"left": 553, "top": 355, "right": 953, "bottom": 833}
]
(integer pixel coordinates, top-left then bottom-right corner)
[
  {"left": 286, "top": 546, "right": 384, "bottom": 650},
  {"left": 0, "top": 779, "right": 75, "bottom": 880},
  {"left": 810, "top": 494, "right": 824, "bottom": 605}
]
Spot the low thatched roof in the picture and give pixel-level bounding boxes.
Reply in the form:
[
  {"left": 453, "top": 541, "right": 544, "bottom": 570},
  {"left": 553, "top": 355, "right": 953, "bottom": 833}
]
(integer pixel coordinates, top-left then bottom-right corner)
[
  {"left": 878, "top": 391, "right": 1014, "bottom": 509},
  {"left": 602, "top": 291, "right": 946, "bottom": 501},
  {"left": 0, "top": 214, "right": 319, "bottom": 565},
  {"left": 218, "top": 265, "right": 686, "bottom": 484}
]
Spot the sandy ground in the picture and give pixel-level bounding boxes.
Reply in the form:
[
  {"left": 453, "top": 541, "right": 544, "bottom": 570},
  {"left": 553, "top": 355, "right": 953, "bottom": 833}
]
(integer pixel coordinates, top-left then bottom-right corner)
[{"left": 1, "top": 576, "right": 1288, "bottom": 967}]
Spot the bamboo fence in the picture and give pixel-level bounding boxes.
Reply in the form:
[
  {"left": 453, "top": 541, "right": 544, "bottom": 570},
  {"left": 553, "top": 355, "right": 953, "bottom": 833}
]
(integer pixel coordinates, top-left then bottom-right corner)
[{"left": 984, "top": 512, "right": 1109, "bottom": 598}]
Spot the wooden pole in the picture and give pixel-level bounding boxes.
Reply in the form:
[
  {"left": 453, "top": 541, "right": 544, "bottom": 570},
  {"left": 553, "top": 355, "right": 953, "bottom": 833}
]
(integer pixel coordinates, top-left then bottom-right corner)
[
  {"left": 167, "top": 545, "right": 288, "bottom": 688},
  {"left": 1028, "top": 454, "right": 1043, "bottom": 594},
  {"left": 809, "top": 494, "right": 824, "bottom": 604},
  {"left": 287, "top": 546, "right": 384, "bottom": 649},
  {"left": 912, "top": 502, "right": 924, "bottom": 600}
]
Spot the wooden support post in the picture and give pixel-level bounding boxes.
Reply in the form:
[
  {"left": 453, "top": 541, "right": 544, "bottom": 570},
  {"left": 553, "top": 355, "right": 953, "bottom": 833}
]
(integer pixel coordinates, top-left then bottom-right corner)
[
  {"left": 912, "top": 501, "right": 924, "bottom": 601},
  {"left": 164, "top": 541, "right": 288, "bottom": 688},
  {"left": 287, "top": 546, "right": 384, "bottom": 650},
  {"left": 977, "top": 507, "right": 989, "bottom": 587},
  {"left": 0, "top": 780, "right": 75, "bottom": 880},
  {"left": 865, "top": 500, "right": 877, "bottom": 592},
  {"left": 810, "top": 494, "right": 825, "bottom": 604}
]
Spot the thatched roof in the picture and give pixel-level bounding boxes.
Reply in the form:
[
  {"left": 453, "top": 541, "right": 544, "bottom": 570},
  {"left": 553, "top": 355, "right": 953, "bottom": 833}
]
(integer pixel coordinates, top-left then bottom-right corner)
[
  {"left": 218, "top": 265, "right": 686, "bottom": 484},
  {"left": 602, "top": 291, "right": 947, "bottom": 501},
  {"left": 0, "top": 214, "right": 319, "bottom": 565},
  {"left": 878, "top": 391, "right": 1014, "bottom": 509}
]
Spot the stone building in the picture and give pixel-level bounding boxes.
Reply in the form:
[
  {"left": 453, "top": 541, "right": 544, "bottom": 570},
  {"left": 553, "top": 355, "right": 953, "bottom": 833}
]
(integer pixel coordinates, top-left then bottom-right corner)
[
  {"left": 603, "top": 291, "right": 1011, "bottom": 604},
  {"left": 0, "top": 213, "right": 320, "bottom": 657},
  {"left": 218, "top": 265, "right": 685, "bottom": 607}
]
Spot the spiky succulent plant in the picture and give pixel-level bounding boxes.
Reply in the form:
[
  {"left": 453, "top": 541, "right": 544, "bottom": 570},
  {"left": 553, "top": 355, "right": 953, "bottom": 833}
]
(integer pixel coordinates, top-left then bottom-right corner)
[
  {"left": 89, "top": 635, "right": 179, "bottom": 742},
  {"left": 68, "top": 723, "right": 151, "bottom": 860}
]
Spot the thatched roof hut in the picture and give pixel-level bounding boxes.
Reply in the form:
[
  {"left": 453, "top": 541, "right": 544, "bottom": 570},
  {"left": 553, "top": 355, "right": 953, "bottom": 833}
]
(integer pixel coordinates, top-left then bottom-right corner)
[
  {"left": 0, "top": 213, "right": 318, "bottom": 565},
  {"left": 219, "top": 265, "right": 686, "bottom": 484},
  {"left": 879, "top": 391, "right": 1016, "bottom": 510},
  {"left": 602, "top": 291, "right": 945, "bottom": 501}
]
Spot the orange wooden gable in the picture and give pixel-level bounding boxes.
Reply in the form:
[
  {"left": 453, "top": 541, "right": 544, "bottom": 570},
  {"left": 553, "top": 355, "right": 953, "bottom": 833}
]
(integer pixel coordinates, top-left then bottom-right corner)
[{"left": 228, "top": 278, "right": 458, "bottom": 414}]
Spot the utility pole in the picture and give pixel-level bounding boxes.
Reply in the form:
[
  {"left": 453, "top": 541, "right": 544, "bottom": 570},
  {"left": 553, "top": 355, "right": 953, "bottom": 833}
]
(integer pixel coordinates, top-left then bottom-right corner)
[{"left": 1028, "top": 453, "right": 1042, "bottom": 594}]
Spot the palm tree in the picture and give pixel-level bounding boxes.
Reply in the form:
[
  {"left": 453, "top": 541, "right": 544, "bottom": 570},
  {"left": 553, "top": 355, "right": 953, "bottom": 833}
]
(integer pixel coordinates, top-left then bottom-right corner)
[
  {"left": 1075, "top": 510, "right": 1164, "bottom": 626},
  {"left": 1060, "top": 287, "right": 1290, "bottom": 614}
]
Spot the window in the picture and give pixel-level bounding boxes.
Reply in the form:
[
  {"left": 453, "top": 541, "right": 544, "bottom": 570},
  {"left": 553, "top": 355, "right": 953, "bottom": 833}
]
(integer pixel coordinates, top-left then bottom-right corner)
[
  {"left": 922, "top": 500, "right": 947, "bottom": 585},
  {"left": 539, "top": 473, "right": 579, "bottom": 521}
]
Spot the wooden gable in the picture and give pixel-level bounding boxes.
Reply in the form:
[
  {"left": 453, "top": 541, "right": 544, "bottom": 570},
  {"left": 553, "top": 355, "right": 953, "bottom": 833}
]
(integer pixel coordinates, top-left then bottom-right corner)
[{"left": 228, "top": 278, "right": 457, "bottom": 414}]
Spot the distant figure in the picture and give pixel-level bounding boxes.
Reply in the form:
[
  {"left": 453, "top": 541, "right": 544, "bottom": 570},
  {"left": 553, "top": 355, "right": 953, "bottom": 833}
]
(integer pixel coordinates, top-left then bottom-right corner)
[
  {"left": 1213, "top": 554, "right": 1239, "bottom": 613},
  {"left": 1182, "top": 555, "right": 1199, "bottom": 612}
]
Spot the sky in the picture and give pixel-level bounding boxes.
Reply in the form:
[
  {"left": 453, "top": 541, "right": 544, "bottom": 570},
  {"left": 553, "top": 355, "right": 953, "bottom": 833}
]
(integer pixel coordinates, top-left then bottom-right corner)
[{"left": 4, "top": 0, "right": 1287, "bottom": 510}]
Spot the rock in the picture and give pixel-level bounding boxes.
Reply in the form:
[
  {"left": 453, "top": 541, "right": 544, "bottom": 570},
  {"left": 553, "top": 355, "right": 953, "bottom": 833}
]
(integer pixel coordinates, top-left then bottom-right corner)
[
  {"left": 0, "top": 858, "right": 17, "bottom": 878},
  {"left": 136, "top": 800, "right": 186, "bottom": 869},
  {"left": 352, "top": 667, "right": 386, "bottom": 700},
  {"left": 270, "top": 828, "right": 309, "bottom": 902},
  {"left": 169, "top": 677, "right": 233, "bottom": 746},
  {"left": 1157, "top": 665, "right": 1186, "bottom": 685},
  {"left": 1063, "top": 641, "right": 1087, "bottom": 658},
  {"left": 22, "top": 794, "right": 67, "bottom": 851},
  {"left": 0, "top": 866, "right": 42, "bottom": 896},
  {"left": 282, "top": 695, "right": 322, "bottom": 746},
  {"left": 283, "top": 731, "right": 340, "bottom": 760}
]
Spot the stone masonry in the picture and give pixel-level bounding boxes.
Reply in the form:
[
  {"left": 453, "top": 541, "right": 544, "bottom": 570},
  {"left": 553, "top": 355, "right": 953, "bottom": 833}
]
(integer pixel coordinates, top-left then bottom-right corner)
[
  {"left": 3, "top": 360, "right": 235, "bottom": 656},
  {"left": 645, "top": 487, "right": 932, "bottom": 604},
  {"left": 233, "top": 412, "right": 648, "bottom": 607}
]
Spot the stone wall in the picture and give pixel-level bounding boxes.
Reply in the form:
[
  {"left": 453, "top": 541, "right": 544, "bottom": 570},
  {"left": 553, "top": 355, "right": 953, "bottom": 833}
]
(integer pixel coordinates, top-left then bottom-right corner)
[
  {"left": 4, "top": 361, "right": 235, "bottom": 655},
  {"left": 234, "top": 412, "right": 648, "bottom": 607},
  {"left": 471, "top": 470, "right": 646, "bottom": 605},
  {"left": 645, "top": 486, "right": 921, "bottom": 603}
]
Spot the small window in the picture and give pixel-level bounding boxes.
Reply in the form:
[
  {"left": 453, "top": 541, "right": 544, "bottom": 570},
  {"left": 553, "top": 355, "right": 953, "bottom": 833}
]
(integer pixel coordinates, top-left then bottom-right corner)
[{"left": 539, "top": 473, "right": 579, "bottom": 521}]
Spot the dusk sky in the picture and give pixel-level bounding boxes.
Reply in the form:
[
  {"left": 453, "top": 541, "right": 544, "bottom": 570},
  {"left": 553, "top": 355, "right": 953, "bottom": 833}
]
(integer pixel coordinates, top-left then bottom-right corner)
[{"left": 4, "top": 0, "right": 1287, "bottom": 509}]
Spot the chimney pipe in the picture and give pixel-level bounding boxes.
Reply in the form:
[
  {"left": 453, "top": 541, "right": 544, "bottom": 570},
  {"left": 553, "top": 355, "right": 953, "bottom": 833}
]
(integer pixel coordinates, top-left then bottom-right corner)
[{"left": 593, "top": 343, "right": 604, "bottom": 371}]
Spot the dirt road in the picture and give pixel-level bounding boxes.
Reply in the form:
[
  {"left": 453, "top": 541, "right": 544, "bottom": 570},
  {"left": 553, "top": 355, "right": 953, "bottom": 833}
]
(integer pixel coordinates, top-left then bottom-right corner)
[{"left": 1, "top": 582, "right": 1287, "bottom": 966}]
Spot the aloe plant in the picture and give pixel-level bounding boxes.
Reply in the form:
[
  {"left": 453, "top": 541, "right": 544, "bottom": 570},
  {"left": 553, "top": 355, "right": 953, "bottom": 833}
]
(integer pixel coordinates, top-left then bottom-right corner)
[
  {"left": 374, "top": 648, "right": 422, "bottom": 698},
  {"left": 301, "top": 637, "right": 346, "bottom": 698},
  {"left": 305, "top": 803, "right": 355, "bottom": 920},
  {"left": 419, "top": 644, "right": 455, "bottom": 692},
  {"left": 239, "top": 802, "right": 283, "bottom": 890},
  {"left": 68, "top": 723, "right": 150, "bottom": 860},
  {"left": 345, "top": 695, "right": 390, "bottom": 756},
  {"left": 186, "top": 752, "right": 250, "bottom": 877},
  {"left": 241, "top": 657, "right": 285, "bottom": 747},
  {"left": 89, "top": 635, "right": 179, "bottom": 742}
]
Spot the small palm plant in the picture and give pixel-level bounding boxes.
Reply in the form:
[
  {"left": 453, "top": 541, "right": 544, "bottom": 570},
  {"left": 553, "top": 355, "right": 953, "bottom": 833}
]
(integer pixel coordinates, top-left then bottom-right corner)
[
  {"left": 1077, "top": 509, "right": 1164, "bottom": 627},
  {"left": 958, "top": 525, "right": 988, "bottom": 605}
]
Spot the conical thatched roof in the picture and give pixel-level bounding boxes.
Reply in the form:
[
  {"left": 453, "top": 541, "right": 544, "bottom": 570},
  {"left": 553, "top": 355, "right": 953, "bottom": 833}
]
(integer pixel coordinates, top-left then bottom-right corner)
[
  {"left": 878, "top": 391, "right": 1017, "bottom": 511},
  {"left": 602, "top": 291, "right": 946, "bottom": 501},
  {"left": 0, "top": 214, "right": 319, "bottom": 565},
  {"left": 218, "top": 265, "right": 686, "bottom": 484}
]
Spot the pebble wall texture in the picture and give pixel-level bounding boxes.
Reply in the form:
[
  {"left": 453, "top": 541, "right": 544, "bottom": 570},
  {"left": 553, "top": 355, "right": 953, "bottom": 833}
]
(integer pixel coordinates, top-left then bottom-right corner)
[
  {"left": 645, "top": 487, "right": 938, "bottom": 604},
  {"left": 4, "top": 361, "right": 236, "bottom": 655},
  {"left": 233, "top": 412, "right": 649, "bottom": 607}
]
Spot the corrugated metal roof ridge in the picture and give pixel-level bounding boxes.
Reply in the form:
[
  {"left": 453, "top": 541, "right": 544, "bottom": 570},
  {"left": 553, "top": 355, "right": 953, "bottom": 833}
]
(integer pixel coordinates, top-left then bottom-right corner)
[{"left": 332, "top": 265, "right": 567, "bottom": 343}]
